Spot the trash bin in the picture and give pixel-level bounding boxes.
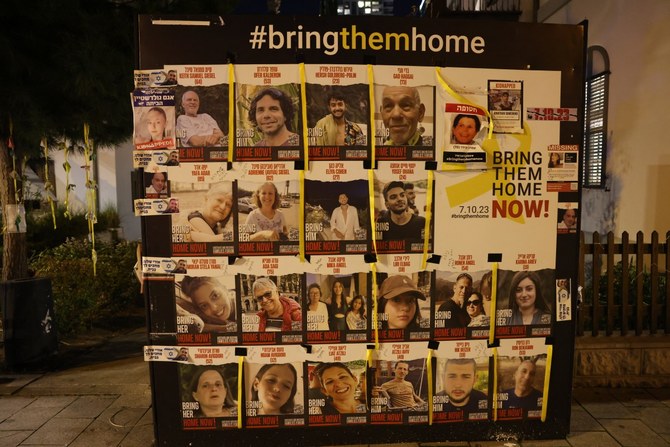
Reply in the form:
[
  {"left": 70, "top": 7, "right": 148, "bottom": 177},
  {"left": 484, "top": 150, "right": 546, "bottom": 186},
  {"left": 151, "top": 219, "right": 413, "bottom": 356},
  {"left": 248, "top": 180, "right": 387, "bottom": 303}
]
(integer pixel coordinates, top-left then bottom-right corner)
[{"left": 1, "top": 277, "right": 58, "bottom": 369}]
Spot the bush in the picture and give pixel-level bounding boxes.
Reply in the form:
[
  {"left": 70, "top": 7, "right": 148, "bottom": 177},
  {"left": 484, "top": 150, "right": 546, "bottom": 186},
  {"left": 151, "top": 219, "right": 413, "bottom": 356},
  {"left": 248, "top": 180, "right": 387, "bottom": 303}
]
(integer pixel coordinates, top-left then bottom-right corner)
[{"left": 29, "top": 238, "right": 142, "bottom": 337}]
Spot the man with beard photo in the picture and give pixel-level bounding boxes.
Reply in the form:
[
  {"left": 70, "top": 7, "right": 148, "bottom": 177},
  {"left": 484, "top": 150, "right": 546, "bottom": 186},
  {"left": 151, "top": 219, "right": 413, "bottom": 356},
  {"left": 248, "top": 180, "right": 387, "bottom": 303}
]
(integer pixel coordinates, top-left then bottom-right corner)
[{"left": 437, "top": 358, "right": 487, "bottom": 415}]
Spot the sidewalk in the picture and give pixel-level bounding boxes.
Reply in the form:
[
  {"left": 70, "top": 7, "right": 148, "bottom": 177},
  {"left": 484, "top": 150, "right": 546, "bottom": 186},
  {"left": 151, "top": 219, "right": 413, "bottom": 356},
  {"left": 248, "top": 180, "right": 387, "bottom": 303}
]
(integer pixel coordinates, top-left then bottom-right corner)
[{"left": 1, "top": 330, "right": 669, "bottom": 446}]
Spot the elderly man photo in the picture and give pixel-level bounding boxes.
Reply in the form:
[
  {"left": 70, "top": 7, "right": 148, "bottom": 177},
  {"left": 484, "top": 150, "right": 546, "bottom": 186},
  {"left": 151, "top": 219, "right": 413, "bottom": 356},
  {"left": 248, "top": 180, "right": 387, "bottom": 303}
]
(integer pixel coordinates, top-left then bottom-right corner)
[{"left": 380, "top": 85, "right": 428, "bottom": 146}]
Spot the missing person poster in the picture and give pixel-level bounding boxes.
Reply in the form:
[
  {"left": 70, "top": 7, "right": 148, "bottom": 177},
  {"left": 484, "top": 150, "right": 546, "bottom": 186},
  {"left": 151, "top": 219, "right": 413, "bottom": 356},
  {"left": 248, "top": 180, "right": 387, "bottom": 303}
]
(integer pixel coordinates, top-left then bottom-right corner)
[
  {"left": 373, "top": 162, "right": 434, "bottom": 255},
  {"left": 373, "top": 66, "right": 435, "bottom": 161},
  {"left": 304, "top": 161, "right": 370, "bottom": 256},
  {"left": 433, "top": 270, "right": 492, "bottom": 340},
  {"left": 370, "top": 342, "right": 429, "bottom": 425},
  {"left": 374, "top": 271, "right": 432, "bottom": 342},
  {"left": 305, "top": 64, "right": 369, "bottom": 160},
  {"left": 238, "top": 273, "right": 304, "bottom": 345},
  {"left": 304, "top": 272, "right": 370, "bottom": 344},
  {"left": 170, "top": 65, "right": 230, "bottom": 161},
  {"left": 306, "top": 343, "right": 368, "bottom": 426},
  {"left": 496, "top": 338, "right": 549, "bottom": 421},
  {"left": 179, "top": 361, "right": 239, "bottom": 430},
  {"left": 174, "top": 274, "right": 239, "bottom": 346},
  {"left": 234, "top": 64, "right": 302, "bottom": 161},
  {"left": 494, "top": 269, "right": 554, "bottom": 338},
  {"left": 244, "top": 345, "right": 307, "bottom": 428},
  {"left": 432, "top": 339, "right": 490, "bottom": 423},
  {"left": 132, "top": 87, "right": 176, "bottom": 152}
]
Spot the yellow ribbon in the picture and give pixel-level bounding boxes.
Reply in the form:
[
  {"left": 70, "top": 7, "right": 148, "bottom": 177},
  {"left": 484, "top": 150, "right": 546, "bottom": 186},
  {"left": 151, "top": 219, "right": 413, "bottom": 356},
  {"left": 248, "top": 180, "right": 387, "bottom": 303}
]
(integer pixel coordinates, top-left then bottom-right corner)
[
  {"left": 62, "top": 141, "right": 72, "bottom": 219},
  {"left": 427, "top": 347, "right": 434, "bottom": 425},
  {"left": 41, "top": 138, "right": 57, "bottom": 229},
  {"left": 299, "top": 63, "right": 309, "bottom": 166},
  {"left": 368, "top": 169, "right": 378, "bottom": 257},
  {"left": 228, "top": 63, "right": 235, "bottom": 162},
  {"left": 541, "top": 345, "right": 553, "bottom": 422},
  {"left": 492, "top": 347, "right": 498, "bottom": 421},
  {"left": 421, "top": 170, "right": 434, "bottom": 270},
  {"left": 83, "top": 123, "right": 97, "bottom": 276},
  {"left": 371, "top": 263, "right": 379, "bottom": 349},
  {"left": 299, "top": 170, "right": 305, "bottom": 262},
  {"left": 368, "top": 65, "right": 376, "bottom": 166},
  {"left": 488, "top": 262, "right": 499, "bottom": 345},
  {"left": 237, "top": 355, "right": 244, "bottom": 428}
]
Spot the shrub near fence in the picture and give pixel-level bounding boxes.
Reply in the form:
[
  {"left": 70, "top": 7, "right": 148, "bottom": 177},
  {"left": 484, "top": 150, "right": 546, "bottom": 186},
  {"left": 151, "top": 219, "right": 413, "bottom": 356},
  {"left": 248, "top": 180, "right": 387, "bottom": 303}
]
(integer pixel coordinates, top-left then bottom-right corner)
[{"left": 578, "top": 231, "right": 669, "bottom": 336}]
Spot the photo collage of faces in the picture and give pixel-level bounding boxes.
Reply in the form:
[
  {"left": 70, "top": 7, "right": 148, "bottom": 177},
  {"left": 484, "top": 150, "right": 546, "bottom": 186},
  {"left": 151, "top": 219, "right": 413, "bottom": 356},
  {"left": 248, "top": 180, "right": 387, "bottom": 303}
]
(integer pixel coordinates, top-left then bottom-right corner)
[
  {"left": 148, "top": 337, "right": 548, "bottom": 430},
  {"left": 136, "top": 64, "right": 571, "bottom": 431}
]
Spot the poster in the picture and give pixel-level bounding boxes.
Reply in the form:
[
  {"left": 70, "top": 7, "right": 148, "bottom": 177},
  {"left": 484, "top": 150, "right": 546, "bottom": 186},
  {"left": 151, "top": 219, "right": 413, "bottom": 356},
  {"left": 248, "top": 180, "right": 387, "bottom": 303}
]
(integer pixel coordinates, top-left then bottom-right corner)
[{"left": 136, "top": 14, "right": 584, "bottom": 444}]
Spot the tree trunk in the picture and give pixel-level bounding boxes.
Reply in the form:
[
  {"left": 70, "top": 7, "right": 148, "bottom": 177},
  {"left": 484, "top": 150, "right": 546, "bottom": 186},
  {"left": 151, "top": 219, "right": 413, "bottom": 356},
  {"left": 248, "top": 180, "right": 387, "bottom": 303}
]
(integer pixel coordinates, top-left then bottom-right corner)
[{"left": 0, "top": 140, "right": 28, "bottom": 281}]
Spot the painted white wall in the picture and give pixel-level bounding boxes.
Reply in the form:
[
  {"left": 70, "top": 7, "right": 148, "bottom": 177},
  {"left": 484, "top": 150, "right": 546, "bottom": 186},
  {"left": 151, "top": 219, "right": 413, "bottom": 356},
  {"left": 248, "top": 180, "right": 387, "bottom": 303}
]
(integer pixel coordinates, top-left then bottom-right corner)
[{"left": 544, "top": 0, "right": 670, "bottom": 237}]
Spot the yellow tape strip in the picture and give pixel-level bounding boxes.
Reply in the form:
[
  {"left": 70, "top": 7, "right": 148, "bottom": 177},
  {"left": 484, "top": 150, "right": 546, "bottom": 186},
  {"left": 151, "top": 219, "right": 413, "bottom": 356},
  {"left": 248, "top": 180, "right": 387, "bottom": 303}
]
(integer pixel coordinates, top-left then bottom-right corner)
[
  {"left": 368, "top": 65, "right": 376, "bottom": 166},
  {"left": 368, "top": 169, "right": 378, "bottom": 257},
  {"left": 299, "top": 63, "right": 309, "bottom": 166},
  {"left": 237, "top": 355, "right": 244, "bottom": 428},
  {"left": 371, "top": 263, "right": 379, "bottom": 350},
  {"left": 488, "top": 262, "right": 499, "bottom": 345},
  {"left": 434, "top": 67, "right": 494, "bottom": 171},
  {"left": 228, "top": 63, "right": 235, "bottom": 162},
  {"left": 427, "top": 347, "right": 434, "bottom": 425},
  {"left": 299, "top": 170, "right": 305, "bottom": 262},
  {"left": 541, "top": 344, "right": 553, "bottom": 422},
  {"left": 366, "top": 346, "right": 373, "bottom": 368},
  {"left": 421, "top": 170, "right": 434, "bottom": 270},
  {"left": 492, "top": 347, "right": 498, "bottom": 421}
]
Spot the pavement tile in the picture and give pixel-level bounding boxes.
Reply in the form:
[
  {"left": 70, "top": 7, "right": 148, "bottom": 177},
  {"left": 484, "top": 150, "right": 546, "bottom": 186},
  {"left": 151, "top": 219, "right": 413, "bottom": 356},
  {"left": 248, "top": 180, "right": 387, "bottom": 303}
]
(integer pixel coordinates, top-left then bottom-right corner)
[
  {"left": 118, "top": 408, "right": 155, "bottom": 447},
  {"left": 419, "top": 442, "right": 469, "bottom": 446},
  {"left": 572, "top": 389, "right": 634, "bottom": 419},
  {"left": 21, "top": 417, "right": 91, "bottom": 446},
  {"left": 569, "top": 405, "right": 604, "bottom": 432},
  {"left": 520, "top": 440, "right": 571, "bottom": 447},
  {"left": 608, "top": 388, "right": 666, "bottom": 407},
  {"left": 109, "top": 391, "right": 152, "bottom": 410},
  {"left": 646, "top": 389, "right": 670, "bottom": 407},
  {"left": 599, "top": 419, "right": 669, "bottom": 447},
  {"left": 0, "top": 375, "right": 42, "bottom": 397},
  {"left": 56, "top": 395, "right": 117, "bottom": 419},
  {"left": 68, "top": 417, "right": 130, "bottom": 447},
  {"left": 0, "top": 397, "right": 34, "bottom": 423},
  {"left": 565, "top": 431, "right": 621, "bottom": 447},
  {"left": 628, "top": 406, "right": 670, "bottom": 434},
  {"left": 0, "top": 430, "right": 32, "bottom": 447},
  {"left": 0, "top": 396, "right": 75, "bottom": 431}
]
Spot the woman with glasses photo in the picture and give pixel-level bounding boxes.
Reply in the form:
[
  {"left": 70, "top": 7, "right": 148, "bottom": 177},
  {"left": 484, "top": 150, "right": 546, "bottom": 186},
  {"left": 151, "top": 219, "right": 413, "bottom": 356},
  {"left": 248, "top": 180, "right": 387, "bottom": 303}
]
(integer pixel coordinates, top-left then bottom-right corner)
[
  {"left": 465, "top": 291, "right": 489, "bottom": 327},
  {"left": 252, "top": 277, "right": 302, "bottom": 332}
]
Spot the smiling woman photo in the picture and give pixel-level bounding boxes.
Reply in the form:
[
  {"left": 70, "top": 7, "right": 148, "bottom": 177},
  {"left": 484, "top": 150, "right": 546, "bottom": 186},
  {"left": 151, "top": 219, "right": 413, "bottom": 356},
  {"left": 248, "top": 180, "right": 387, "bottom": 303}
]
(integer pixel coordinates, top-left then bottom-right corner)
[
  {"left": 188, "top": 182, "right": 234, "bottom": 242},
  {"left": 317, "top": 362, "right": 366, "bottom": 414}
]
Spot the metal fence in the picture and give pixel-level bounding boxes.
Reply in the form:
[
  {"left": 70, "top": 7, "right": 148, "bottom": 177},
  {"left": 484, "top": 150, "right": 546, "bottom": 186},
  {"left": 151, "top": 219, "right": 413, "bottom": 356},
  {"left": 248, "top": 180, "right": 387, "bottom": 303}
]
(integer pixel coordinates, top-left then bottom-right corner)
[{"left": 578, "top": 231, "right": 669, "bottom": 336}]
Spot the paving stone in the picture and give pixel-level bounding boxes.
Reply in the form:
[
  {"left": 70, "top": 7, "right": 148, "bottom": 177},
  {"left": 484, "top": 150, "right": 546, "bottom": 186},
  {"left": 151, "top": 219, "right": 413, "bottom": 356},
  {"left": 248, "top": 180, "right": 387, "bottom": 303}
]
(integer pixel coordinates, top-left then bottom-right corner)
[
  {"left": 628, "top": 406, "right": 670, "bottom": 434},
  {"left": 646, "top": 388, "right": 670, "bottom": 407},
  {"left": 419, "top": 442, "right": 469, "bottom": 446},
  {"left": 599, "top": 419, "right": 669, "bottom": 447},
  {"left": 608, "top": 388, "right": 666, "bottom": 407},
  {"left": 565, "top": 431, "right": 621, "bottom": 447},
  {"left": 118, "top": 408, "right": 155, "bottom": 447},
  {"left": 520, "top": 440, "right": 571, "bottom": 447},
  {"left": 0, "top": 430, "right": 32, "bottom": 447},
  {"left": 21, "top": 417, "right": 91, "bottom": 446},
  {"left": 0, "top": 375, "right": 42, "bottom": 397},
  {"left": 570, "top": 405, "right": 604, "bottom": 432},
  {"left": 0, "top": 406, "right": 63, "bottom": 431},
  {"left": 572, "top": 389, "right": 634, "bottom": 419},
  {"left": 68, "top": 417, "right": 130, "bottom": 447},
  {"left": 57, "top": 395, "right": 117, "bottom": 419},
  {"left": 0, "top": 397, "right": 34, "bottom": 423},
  {"left": 109, "top": 392, "right": 152, "bottom": 410}
]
